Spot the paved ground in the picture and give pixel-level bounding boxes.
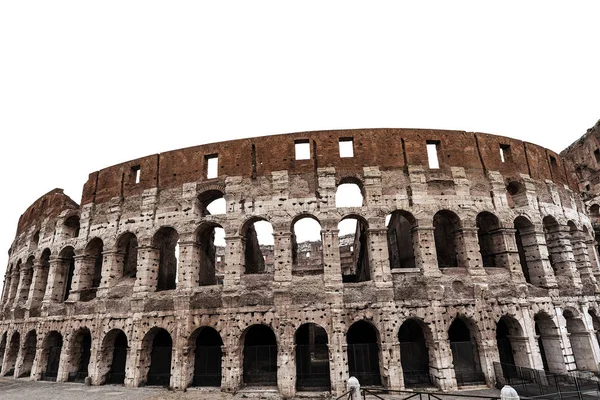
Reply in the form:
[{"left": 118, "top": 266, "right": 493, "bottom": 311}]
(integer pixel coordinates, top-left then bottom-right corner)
[{"left": 0, "top": 378, "right": 502, "bottom": 400}]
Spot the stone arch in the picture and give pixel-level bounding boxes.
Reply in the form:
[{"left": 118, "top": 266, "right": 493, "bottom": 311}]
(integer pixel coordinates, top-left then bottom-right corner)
[
  {"left": 63, "top": 215, "right": 80, "bottom": 239},
  {"left": 448, "top": 316, "right": 485, "bottom": 386},
  {"left": 398, "top": 318, "right": 433, "bottom": 388},
  {"left": 476, "top": 212, "right": 501, "bottom": 268},
  {"left": 98, "top": 329, "right": 128, "bottom": 385},
  {"left": 152, "top": 227, "right": 179, "bottom": 291},
  {"left": 347, "top": 320, "right": 382, "bottom": 386},
  {"left": 242, "top": 324, "right": 278, "bottom": 386},
  {"left": 141, "top": 327, "right": 173, "bottom": 387},
  {"left": 82, "top": 238, "right": 104, "bottom": 301},
  {"left": 15, "top": 256, "right": 34, "bottom": 306},
  {"left": 59, "top": 246, "right": 76, "bottom": 301},
  {"left": 295, "top": 322, "right": 331, "bottom": 391},
  {"left": 187, "top": 326, "right": 223, "bottom": 387},
  {"left": 514, "top": 216, "right": 536, "bottom": 285},
  {"left": 534, "top": 312, "right": 564, "bottom": 373},
  {"left": 292, "top": 215, "right": 323, "bottom": 276},
  {"left": 18, "top": 330, "right": 37, "bottom": 378},
  {"left": 116, "top": 232, "right": 138, "bottom": 279},
  {"left": 386, "top": 210, "right": 417, "bottom": 269},
  {"left": 2, "top": 331, "right": 20, "bottom": 376},
  {"left": 66, "top": 328, "right": 92, "bottom": 382},
  {"left": 0, "top": 332, "right": 6, "bottom": 375},
  {"left": 240, "top": 217, "right": 274, "bottom": 275},
  {"left": 41, "top": 331, "right": 62, "bottom": 381},
  {"left": 433, "top": 210, "right": 461, "bottom": 268},
  {"left": 195, "top": 222, "right": 225, "bottom": 284},
  {"left": 31, "top": 229, "right": 40, "bottom": 251},
  {"left": 339, "top": 214, "right": 370, "bottom": 282},
  {"left": 542, "top": 216, "right": 561, "bottom": 273},
  {"left": 335, "top": 178, "right": 364, "bottom": 208},
  {"left": 198, "top": 189, "right": 226, "bottom": 217},
  {"left": 506, "top": 181, "right": 528, "bottom": 208},
  {"left": 36, "top": 249, "right": 52, "bottom": 303},
  {"left": 495, "top": 315, "right": 530, "bottom": 375},
  {"left": 563, "top": 309, "right": 597, "bottom": 371}
]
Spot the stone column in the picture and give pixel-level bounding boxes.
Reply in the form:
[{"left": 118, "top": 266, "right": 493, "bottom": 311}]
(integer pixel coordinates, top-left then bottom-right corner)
[
  {"left": 14, "top": 263, "right": 33, "bottom": 308},
  {"left": 429, "top": 334, "right": 455, "bottom": 390},
  {"left": 223, "top": 235, "right": 244, "bottom": 288},
  {"left": 411, "top": 226, "right": 441, "bottom": 277},
  {"left": 127, "top": 339, "right": 144, "bottom": 387},
  {"left": 220, "top": 336, "right": 241, "bottom": 392},
  {"left": 519, "top": 227, "right": 558, "bottom": 289},
  {"left": 321, "top": 227, "right": 342, "bottom": 289},
  {"left": 570, "top": 231, "right": 598, "bottom": 291},
  {"left": 171, "top": 330, "right": 187, "bottom": 389},
  {"left": 1, "top": 271, "right": 11, "bottom": 304},
  {"left": 97, "top": 250, "right": 121, "bottom": 297},
  {"left": 25, "top": 261, "right": 49, "bottom": 311},
  {"left": 5, "top": 268, "right": 19, "bottom": 309},
  {"left": 277, "top": 323, "right": 295, "bottom": 398},
  {"left": 56, "top": 338, "right": 71, "bottom": 382},
  {"left": 67, "top": 253, "right": 92, "bottom": 301},
  {"left": 383, "top": 340, "right": 403, "bottom": 389},
  {"left": 133, "top": 245, "right": 159, "bottom": 294},
  {"left": 177, "top": 239, "right": 201, "bottom": 289},
  {"left": 273, "top": 229, "right": 293, "bottom": 283},
  {"left": 331, "top": 315, "right": 350, "bottom": 396},
  {"left": 367, "top": 226, "right": 393, "bottom": 285},
  {"left": 30, "top": 345, "right": 45, "bottom": 381},
  {"left": 491, "top": 228, "right": 526, "bottom": 282},
  {"left": 43, "top": 255, "right": 69, "bottom": 303},
  {"left": 585, "top": 237, "right": 600, "bottom": 283},
  {"left": 546, "top": 225, "right": 582, "bottom": 290}
]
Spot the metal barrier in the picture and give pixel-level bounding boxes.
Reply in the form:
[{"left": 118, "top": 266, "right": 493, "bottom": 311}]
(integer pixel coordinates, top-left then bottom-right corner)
[
  {"left": 493, "top": 362, "right": 600, "bottom": 400},
  {"left": 359, "top": 387, "right": 501, "bottom": 400}
]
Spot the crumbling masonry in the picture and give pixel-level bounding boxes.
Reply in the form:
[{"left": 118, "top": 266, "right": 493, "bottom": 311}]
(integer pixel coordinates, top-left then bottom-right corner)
[{"left": 2, "top": 127, "right": 600, "bottom": 397}]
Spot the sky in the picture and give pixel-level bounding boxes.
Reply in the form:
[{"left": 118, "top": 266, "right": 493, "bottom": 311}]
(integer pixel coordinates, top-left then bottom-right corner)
[{"left": 1, "top": 1, "right": 599, "bottom": 282}]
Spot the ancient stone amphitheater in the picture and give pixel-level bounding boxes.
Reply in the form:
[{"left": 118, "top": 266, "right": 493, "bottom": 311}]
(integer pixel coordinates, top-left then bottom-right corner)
[{"left": 2, "top": 128, "right": 600, "bottom": 398}]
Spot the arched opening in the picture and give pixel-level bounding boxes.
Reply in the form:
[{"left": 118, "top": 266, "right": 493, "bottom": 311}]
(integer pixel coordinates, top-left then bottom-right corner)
[
  {"left": 31, "top": 230, "right": 40, "bottom": 251},
  {"left": 60, "top": 247, "right": 76, "bottom": 301},
  {"left": 8, "top": 260, "right": 21, "bottom": 304},
  {"left": 63, "top": 215, "right": 80, "bottom": 239},
  {"left": 495, "top": 316, "right": 529, "bottom": 379},
  {"left": 563, "top": 310, "right": 596, "bottom": 371},
  {"left": 386, "top": 211, "right": 416, "bottom": 269},
  {"left": 153, "top": 227, "right": 179, "bottom": 291},
  {"left": 199, "top": 190, "right": 226, "bottom": 217},
  {"left": 339, "top": 216, "right": 370, "bottom": 282},
  {"left": 534, "top": 313, "right": 563, "bottom": 373},
  {"left": 335, "top": 181, "right": 364, "bottom": 208},
  {"left": 16, "top": 257, "right": 34, "bottom": 305},
  {"left": 589, "top": 310, "right": 600, "bottom": 346},
  {"left": 67, "top": 329, "right": 92, "bottom": 382},
  {"left": 295, "top": 323, "right": 330, "bottom": 391},
  {"left": 433, "top": 211, "right": 460, "bottom": 268},
  {"left": 347, "top": 320, "right": 381, "bottom": 386},
  {"left": 1, "top": 265, "right": 12, "bottom": 303},
  {"left": 514, "top": 217, "right": 534, "bottom": 284},
  {"left": 145, "top": 328, "right": 172, "bottom": 387},
  {"left": 82, "top": 238, "right": 104, "bottom": 301},
  {"left": 243, "top": 325, "right": 277, "bottom": 386},
  {"left": 100, "top": 329, "right": 128, "bottom": 385},
  {"left": 3, "top": 331, "right": 20, "bottom": 376},
  {"left": 241, "top": 218, "right": 274, "bottom": 275},
  {"left": 196, "top": 223, "right": 225, "bottom": 285},
  {"left": 0, "top": 333, "right": 6, "bottom": 374},
  {"left": 35, "top": 249, "right": 51, "bottom": 305},
  {"left": 542, "top": 216, "right": 560, "bottom": 274},
  {"left": 476, "top": 212, "right": 500, "bottom": 268},
  {"left": 292, "top": 216, "right": 323, "bottom": 276},
  {"left": 190, "top": 327, "right": 223, "bottom": 387},
  {"left": 18, "top": 330, "right": 37, "bottom": 378},
  {"left": 42, "top": 331, "right": 62, "bottom": 381},
  {"left": 449, "top": 318, "right": 484, "bottom": 386},
  {"left": 506, "top": 181, "right": 528, "bottom": 208},
  {"left": 398, "top": 319, "right": 432, "bottom": 388},
  {"left": 117, "top": 232, "right": 138, "bottom": 279},
  {"left": 496, "top": 318, "right": 515, "bottom": 366}
]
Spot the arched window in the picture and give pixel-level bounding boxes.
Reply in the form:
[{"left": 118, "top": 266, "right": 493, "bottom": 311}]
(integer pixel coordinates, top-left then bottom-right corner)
[
  {"left": 241, "top": 219, "right": 274, "bottom": 275},
  {"left": 292, "top": 217, "right": 323, "bottom": 276},
  {"left": 433, "top": 211, "right": 460, "bottom": 268},
  {"left": 386, "top": 211, "right": 416, "bottom": 269},
  {"left": 243, "top": 325, "right": 277, "bottom": 386},
  {"left": 189, "top": 327, "right": 223, "bottom": 387},
  {"left": 398, "top": 319, "right": 432, "bottom": 387},
  {"left": 59, "top": 247, "right": 76, "bottom": 302},
  {"left": 196, "top": 223, "right": 226, "bottom": 285},
  {"left": 83, "top": 238, "right": 104, "bottom": 301},
  {"left": 31, "top": 230, "right": 40, "bottom": 251},
  {"left": 542, "top": 216, "right": 560, "bottom": 273},
  {"left": 117, "top": 233, "right": 138, "bottom": 279},
  {"left": 339, "top": 216, "right": 370, "bottom": 282},
  {"left": 506, "top": 181, "right": 527, "bottom": 208},
  {"left": 295, "top": 323, "right": 330, "bottom": 391},
  {"left": 63, "top": 216, "right": 80, "bottom": 239},
  {"left": 347, "top": 321, "right": 381, "bottom": 386},
  {"left": 199, "top": 190, "right": 225, "bottom": 217},
  {"left": 336, "top": 181, "right": 364, "bottom": 208},
  {"left": 153, "top": 227, "right": 179, "bottom": 291},
  {"left": 514, "top": 217, "right": 534, "bottom": 284},
  {"left": 476, "top": 212, "right": 500, "bottom": 268}
]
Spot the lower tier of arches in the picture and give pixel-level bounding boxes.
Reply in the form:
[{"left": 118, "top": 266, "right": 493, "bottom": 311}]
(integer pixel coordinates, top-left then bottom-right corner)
[{"left": 1, "top": 299, "right": 600, "bottom": 397}]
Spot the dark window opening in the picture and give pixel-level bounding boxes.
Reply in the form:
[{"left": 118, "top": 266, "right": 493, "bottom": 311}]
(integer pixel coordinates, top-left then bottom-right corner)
[
  {"left": 347, "top": 321, "right": 381, "bottom": 386},
  {"left": 433, "top": 211, "right": 459, "bottom": 268},
  {"left": 514, "top": 217, "right": 533, "bottom": 284},
  {"left": 296, "top": 324, "right": 330, "bottom": 391},
  {"left": 68, "top": 330, "right": 92, "bottom": 382},
  {"left": 42, "top": 331, "right": 62, "bottom": 381},
  {"left": 3, "top": 332, "right": 20, "bottom": 376},
  {"left": 153, "top": 227, "right": 179, "bottom": 291},
  {"left": 399, "top": 320, "right": 432, "bottom": 388},
  {"left": 118, "top": 233, "right": 138, "bottom": 279},
  {"left": 340, "top": 218, "right": 370, "bottom": 282},
  {"left": 449, "top": 319, "right": 484, "bottom": 386},
  {"left": 64, "top": 216, "right": 80, "bottom": 239},
  {"left": 476, "top": 212, "right": 500, "bottom": 268},
  {"left": 61, "top": 247, "right": 76, "bottom": 302},
  {"left": 387, "top": 211, "right": 416, "bottom": 269},
  {"left": 242, "top": 220, "right": 274, "bottom": 275},
  {"left": 595, "top": 149, "right": 600, "bottom": 164},
  {"left": 106, "top": 331, "right": 128, "bottom": 385},
  {"left": 500, "top": 144, "right": 511, "bottom": 163},
  {"left": 243, "top": 325, "right": 277, "bottom": 386},
  {"left": 197, "top": 223, "right": 225, "bottom": 285},
  {"left": 146, "top": 329, "right": 172, "bottom": 387},
  {"left": 18, "top": 331, "right": 37, "bottom": 378},
  {"left": 192, "top": 327, "right": 223, "bottom": 387}
]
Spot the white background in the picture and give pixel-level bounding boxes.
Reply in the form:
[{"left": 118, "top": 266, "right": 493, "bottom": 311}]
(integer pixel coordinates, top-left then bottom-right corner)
[{"left": 1, "top": 1, "right": 599, "bottom": 282}]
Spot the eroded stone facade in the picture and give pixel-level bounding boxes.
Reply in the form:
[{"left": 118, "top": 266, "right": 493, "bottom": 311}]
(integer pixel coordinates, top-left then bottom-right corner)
[{"left": 2, "top": 128, "right": 600, "bottom": 397}]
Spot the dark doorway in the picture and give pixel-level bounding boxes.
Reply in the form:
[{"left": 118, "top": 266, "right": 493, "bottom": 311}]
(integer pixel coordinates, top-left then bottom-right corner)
[
  {"left": 69, "top": 330, "right": 92, "bottom": 382},
  {"left": 192, "top": 327, "right": 223, "bottom": 387},
  {"left": 347, "top": 321, "right": 381, "bottom": 386},
  {"left": 295, "top": 323, "right": 330, "bottom": 391},
  {"left": 19, "top": 331, "right": 37, "bottom": 378},
  {"left": 146, "top": 329, "right": 172, "bottom": 386},
  {"left": 243, "top": 325, "right": 277, "bottom": 386},
  {"left": 4, "top": 332, "right": 20, "bottom": 376},
  {"left": 496, "top": 319, "right": 515, "bottom": 366},
  {"left": 449, "top": 319, "right": 485, "bottom": 386},
  {"left": 0, "top": 332, "right": 6, "bottom": 374},
  {"left": 107, "top": 331, "right": 128, "bottom": 384},
  {"left": 399, "top": 320, "right": 432, "bottom": 387},
  {"left": 43, "top": 331, "right": 63, "bottom": 381}
]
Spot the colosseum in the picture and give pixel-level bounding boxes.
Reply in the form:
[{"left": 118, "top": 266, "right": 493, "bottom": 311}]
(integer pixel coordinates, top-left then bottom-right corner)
[{"left": 2, "top": 127, "right": 600, "bottom": 397}]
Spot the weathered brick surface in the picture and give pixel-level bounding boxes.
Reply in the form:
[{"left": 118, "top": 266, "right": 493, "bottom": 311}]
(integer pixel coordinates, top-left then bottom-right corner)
[{"left": 1, "top": 128, "right": 600, "bottom": 397}]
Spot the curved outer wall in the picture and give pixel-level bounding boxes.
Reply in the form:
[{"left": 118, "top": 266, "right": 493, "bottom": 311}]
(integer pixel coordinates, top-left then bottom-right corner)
[{"left": 1, "top": 128, "right": 600, "bottom": 396}]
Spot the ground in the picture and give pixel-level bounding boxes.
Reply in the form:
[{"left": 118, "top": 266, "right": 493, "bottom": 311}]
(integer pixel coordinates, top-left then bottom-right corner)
[{"left": 0, "top": 378, "right": 502, "bottom": 400}]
